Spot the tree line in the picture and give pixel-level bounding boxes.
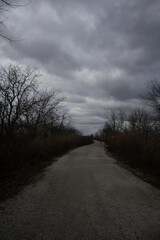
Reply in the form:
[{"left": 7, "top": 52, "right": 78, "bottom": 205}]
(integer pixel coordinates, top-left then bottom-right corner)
[
  {"left": 0, "top": 64, "right": 92, "bottom": 173},
  {"left": 98, "top": 80, "right": 160, "bottom": 182},
  {"left": 0, "top": 64, "right": 76, "bottom": 138}
]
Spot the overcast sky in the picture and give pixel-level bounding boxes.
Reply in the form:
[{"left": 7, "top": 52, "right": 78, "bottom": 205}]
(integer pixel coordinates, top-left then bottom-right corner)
[{"left": 1, "top": 0, "right": 160, "bottom": 134}]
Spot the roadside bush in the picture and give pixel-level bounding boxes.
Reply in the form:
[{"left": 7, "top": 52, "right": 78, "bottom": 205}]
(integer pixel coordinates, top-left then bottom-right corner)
[
  {"left": 100, "top": 107, "right": 160, "bottom": 173},
  {"left": 0, "top": 135, "right": 93, "bottom": 172},
  {"left": 0, "top": 64, "right": 93, "bottom": 175},
  {"left": 104, "top": 130, "right": 160, "bottom": 170}
]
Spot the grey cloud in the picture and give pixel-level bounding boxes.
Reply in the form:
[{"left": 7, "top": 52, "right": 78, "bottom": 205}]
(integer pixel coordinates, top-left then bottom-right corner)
[
  {"left": 1, "top": 0, "right": 160, "bottom": 134},
  {"left": 98, "top": 78, "right": 145, "bottom": 101},
  {"left": 67, "top": 95, "right": 87, "bottom": 103},
  {"left": 2, "top": 37, "right": 81, "bottom": 77}
]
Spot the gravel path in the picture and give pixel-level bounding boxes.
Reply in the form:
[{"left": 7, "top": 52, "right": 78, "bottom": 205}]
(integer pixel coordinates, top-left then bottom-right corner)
[{"left": 0, "top": 141, "right": 160, "bottom": 240}]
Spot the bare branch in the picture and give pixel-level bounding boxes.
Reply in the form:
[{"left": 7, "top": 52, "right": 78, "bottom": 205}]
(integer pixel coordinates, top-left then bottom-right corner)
[{"left": 0, "top": 0, "right": 30, "bottom": 42}]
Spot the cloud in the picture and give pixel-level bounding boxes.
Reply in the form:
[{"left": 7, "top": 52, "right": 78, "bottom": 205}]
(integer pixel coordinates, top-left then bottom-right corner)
[{"left": 0, "top": 0, "right": 160, "bottom": 134}]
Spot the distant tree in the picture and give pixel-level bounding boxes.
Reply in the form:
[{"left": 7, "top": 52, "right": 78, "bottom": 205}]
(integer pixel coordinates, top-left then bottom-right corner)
[
  {"left": 128, "top": 108, "right": 151, "bottom": 135},
  {"left": 104, "top": 109, "right": 126, "bottom": 134},
  {"left": 24, "top": 89, "right": 66, "bottom": 136},
  {"left": 145, "top": 79, "right": 160, "bottom": 116}
]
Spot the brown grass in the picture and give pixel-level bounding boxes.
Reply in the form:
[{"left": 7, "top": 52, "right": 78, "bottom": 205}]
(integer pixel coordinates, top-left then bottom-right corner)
[
  {"left": 104, "top": 133, "right": 160, "bottom": 188},
  {"left": 0, "top": 135, "right": 93, "bottom": 171},
  {"left": 0, "top": 135, "right": 93, "bottom": 201}
]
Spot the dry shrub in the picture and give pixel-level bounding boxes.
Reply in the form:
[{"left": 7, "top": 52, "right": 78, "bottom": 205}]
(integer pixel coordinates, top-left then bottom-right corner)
[
  {"left": 0, "top": 135, "right": 93, "bottom": 171},
  {"left": 106, "top": 132, "right": 160, "bottom": 169}
]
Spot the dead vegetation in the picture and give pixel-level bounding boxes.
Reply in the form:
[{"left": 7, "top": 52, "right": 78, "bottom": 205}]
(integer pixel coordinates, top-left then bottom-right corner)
[
  {"left": 98, "top": 80, "right": 160, "bottom": 187},
  {"left": 0, "top": 64, "right": 93, "bottom": 179}
]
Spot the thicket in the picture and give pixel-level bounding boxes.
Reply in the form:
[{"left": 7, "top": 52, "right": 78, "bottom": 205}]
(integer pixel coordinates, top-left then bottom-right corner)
[
  {"left": 0, "top": 64, "right": 93, "bottom": 173},
  {"left": 99, "top": 80, "right": 160, "bottom": 179}
]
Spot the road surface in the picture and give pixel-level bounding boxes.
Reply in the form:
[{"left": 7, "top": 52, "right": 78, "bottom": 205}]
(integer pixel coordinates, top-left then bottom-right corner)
[{"left": 0, "top": 141, "right": 160, "bottom": 240}]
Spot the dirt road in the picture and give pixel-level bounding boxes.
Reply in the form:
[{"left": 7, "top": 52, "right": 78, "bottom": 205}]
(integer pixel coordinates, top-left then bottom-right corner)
[{"left": 0, "top": 141, "right": 160, "bottom": 239}]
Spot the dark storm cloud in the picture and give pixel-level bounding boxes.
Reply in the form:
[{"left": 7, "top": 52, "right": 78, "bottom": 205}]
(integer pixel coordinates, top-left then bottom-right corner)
[
  {"left": 99, "top": 80, "right": 139, "bottom": 101},
  {"left": 1, "top": 0, "right": 160, "bottom": 133}
]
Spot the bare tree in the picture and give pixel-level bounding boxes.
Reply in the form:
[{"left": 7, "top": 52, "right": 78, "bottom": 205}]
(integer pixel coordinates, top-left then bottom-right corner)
[
  {"left": 145, "top": 79, "right": 160, "bottom": 116},
  {"left": 128, "top": 108, "right": 151, "bottom": 135},
  {"left": 104, "top": 109, "right": 126, "bottom": 134},
  {"left": 0, "top": 0, "right": 27, "bottom": 41},
  {"left": 0, "top": 64, "right": 39, "bottom": 136},
  {"left": 24, "top": 89, "right": 66, "bottom": 136},
  {"left": 0, "top": 64, "right": 70, "bottom": 138}
]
